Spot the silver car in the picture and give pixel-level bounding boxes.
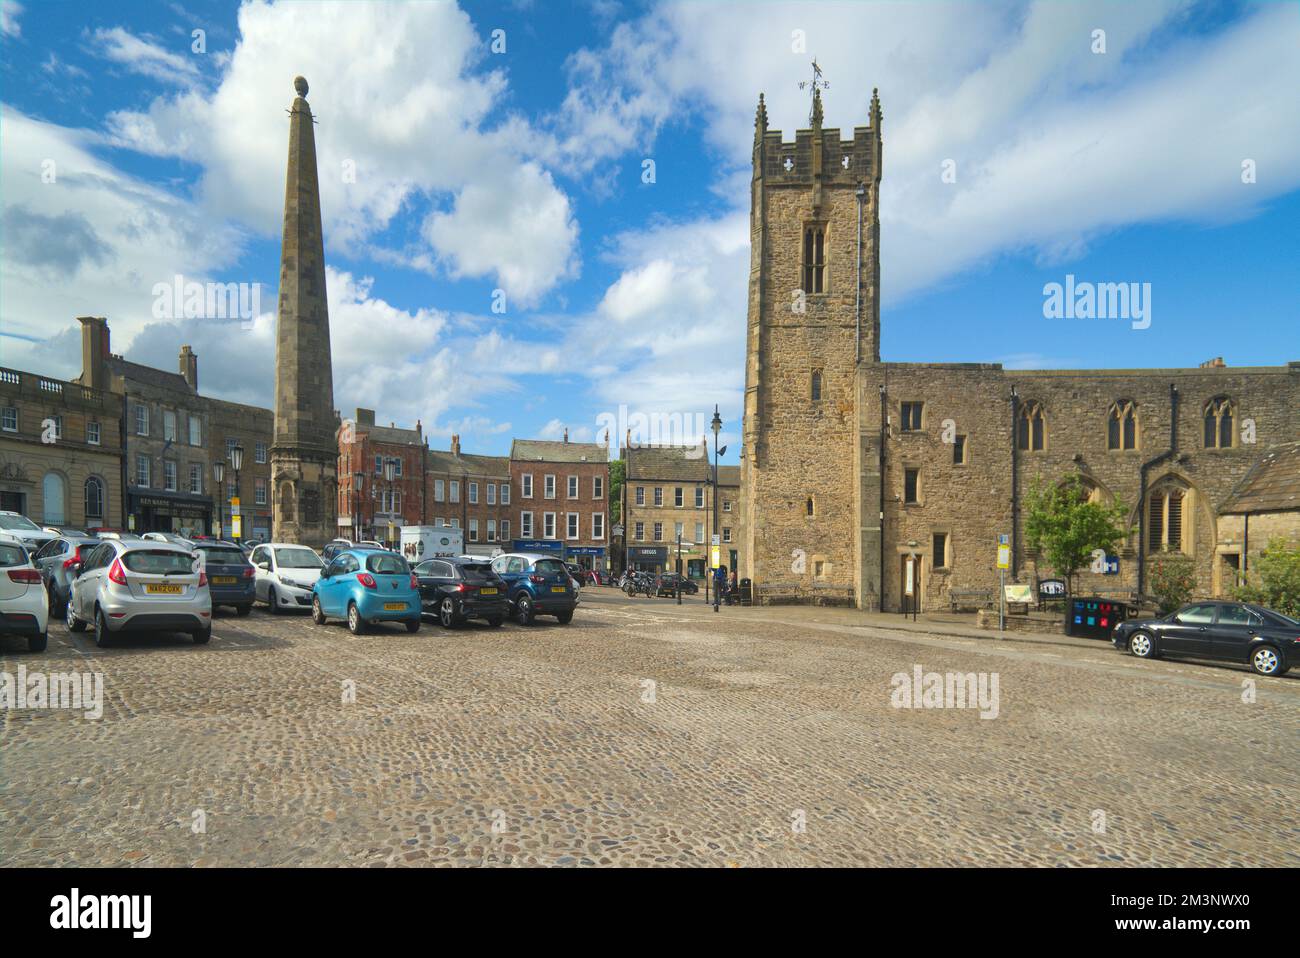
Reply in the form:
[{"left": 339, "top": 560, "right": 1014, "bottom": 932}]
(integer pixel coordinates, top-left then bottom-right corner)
[
  {"left": 66, "top": 539, "right": 212, "bottom": 647},
  {"left": 250, "top": 542, "right": 324, "bottom": 613}
]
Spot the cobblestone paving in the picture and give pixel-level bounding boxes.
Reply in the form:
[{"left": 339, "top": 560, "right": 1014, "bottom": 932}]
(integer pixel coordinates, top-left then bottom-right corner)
[{"left": 2, "top": 590, "right": 1296, "bottom": 867}]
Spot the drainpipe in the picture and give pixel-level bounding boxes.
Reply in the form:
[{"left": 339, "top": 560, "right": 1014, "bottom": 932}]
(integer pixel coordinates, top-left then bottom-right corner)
[
  {"left": 1010, "top": 385, "right": 1019, "bottom": 578},
  {"left": 878, "top": 381, "right": 886, "bottom": 611},
  {"left": 855, "top": 185, "right": 865, "bottom": 366},
  {"left": 1242, "top": 512, "right": 1250, "bottom": 587},
  {"left": 1136, "top": 383, "right": 1179, "bottom": 597}
]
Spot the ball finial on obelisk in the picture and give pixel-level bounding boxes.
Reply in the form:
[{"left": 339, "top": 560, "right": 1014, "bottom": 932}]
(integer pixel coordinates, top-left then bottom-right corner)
[{"left": 293, "top": 75, "right": 309, "bottom": 98}]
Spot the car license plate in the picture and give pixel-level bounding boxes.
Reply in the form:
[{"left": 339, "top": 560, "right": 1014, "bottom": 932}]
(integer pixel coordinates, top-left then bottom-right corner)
[
  {"left": 383, "top": 602, "right": 405, "bottom": 611},
  {"left": 146, "top": 584, "right": 182, "bottom": 595},
  {"left": 550, "top": 585, "right": 566, "bottom": 593},
  {"left": 213, "top": 576, "right": 236, "bottom": 585},
  {"left": 480, "top": 587, "right": 498, "bottom": 595}
]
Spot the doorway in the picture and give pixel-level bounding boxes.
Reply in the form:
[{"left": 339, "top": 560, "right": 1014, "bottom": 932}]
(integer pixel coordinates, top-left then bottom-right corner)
[{"left": 900, "top": 554, "right": 922, "bottom": 614}]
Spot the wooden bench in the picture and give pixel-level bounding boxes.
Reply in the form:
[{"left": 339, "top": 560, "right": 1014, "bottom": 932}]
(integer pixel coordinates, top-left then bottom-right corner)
[
  {"left": 752, "top": 582, "right": 855, "bottom": 606},
  {"left": 949, "top": 588, "right": 994, "bottom": 612},
  {"left": 755, "top": 581, "right": 801, "bottom": 606}
]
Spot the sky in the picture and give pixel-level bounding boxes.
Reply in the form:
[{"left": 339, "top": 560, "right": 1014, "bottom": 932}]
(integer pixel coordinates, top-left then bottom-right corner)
[{"left": 2, "top": 0, "right": 1298, "bottom": 464}]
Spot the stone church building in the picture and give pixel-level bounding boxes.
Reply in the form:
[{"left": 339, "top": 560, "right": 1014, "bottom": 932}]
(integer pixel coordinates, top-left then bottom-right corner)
[{"left": 740, "top": 88, "right": 1300, "bottom": 611}]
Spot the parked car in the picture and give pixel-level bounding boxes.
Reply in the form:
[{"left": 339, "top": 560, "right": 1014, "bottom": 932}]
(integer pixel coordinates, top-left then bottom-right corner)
[
  {"left": 413, "top": 556, "right": 509, "bottom": 628},
  {"left": 193, "top": 540, "right": 256, "bottom": 615},
  {"left": 142, "top": 531, "right": 195, "bottom": 549},
  {"left": 0, "top": 511, "right": 57, "bottom": 555},
  {"left": 1113, "top": 600, "right": 1300, "bottom": 676},
  {"left": 0, "top": 536, "right": 49, "bottom": 652},
  {"left": 66, "top": 539, "right": 212, "bottom": 647},
  {"left": 311, "top": 548, "right": 421, "bottom": 635},
  {"left": 31, "top": 533, "right": 100, "bottom": 618},
  {"left": 251, "top": 543, "right": 324, "bottom": 614},
  {"left": 489, "top": 552, "right": 577, "bottom": 625},
  {"left": 322, "top": 539, "right": 385, "bottom": 562},
  {"left": 654, "top": 573, "right": 697, "bottom": 597}
]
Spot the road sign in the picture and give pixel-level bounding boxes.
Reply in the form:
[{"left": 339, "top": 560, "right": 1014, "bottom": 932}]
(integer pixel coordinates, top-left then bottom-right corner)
[
  {"left": 904, "top": 556, "right": 915, "bottom": 597},
  {"left": 232, "top": 514, "right": 242, "bottom": 537},
  {"left": 996, "top": 544, "right": 1011, "bottom": 570},
  {"left": 711, "top": 534, "right": 721, "bottom": 546}
]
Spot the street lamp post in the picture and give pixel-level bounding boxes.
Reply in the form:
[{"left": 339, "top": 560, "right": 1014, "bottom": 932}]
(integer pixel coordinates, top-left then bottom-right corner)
[
  {"left": 212, "top": 461, "right": 225, "bottom": 539},
  {"left": 710, "top": 406, "right": 727, "bottom": 612},
  {"left": 353, "top": 471, "right": 364, "bottom": 542},
  {"left": 229, "top": 444, "right": 244, "bottom": 544},
  {"left": 383, "top": 457, "right": 397, "bottom": 549}
]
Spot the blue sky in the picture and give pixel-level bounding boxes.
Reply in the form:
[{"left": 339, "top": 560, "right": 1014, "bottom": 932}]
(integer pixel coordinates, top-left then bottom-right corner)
[{"left": 2, "top": 0, "right": 1298, "bottom": 464}]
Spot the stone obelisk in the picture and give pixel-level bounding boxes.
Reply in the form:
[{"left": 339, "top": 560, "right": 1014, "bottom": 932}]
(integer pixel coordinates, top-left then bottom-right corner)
[{"left": 271, "top": 76, "right": 338, "bottom": 547}]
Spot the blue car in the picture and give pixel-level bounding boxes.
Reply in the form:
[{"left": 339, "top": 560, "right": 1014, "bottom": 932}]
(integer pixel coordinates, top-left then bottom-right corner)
[
  {"left": 311, "top": 548, "right": 421, "bottom": 635},
  {"left": 193, "top": 540, "right": 256, "bottom": 615},
  {"left": 489, "top": 552, "right": 577, "bottom": 625}
]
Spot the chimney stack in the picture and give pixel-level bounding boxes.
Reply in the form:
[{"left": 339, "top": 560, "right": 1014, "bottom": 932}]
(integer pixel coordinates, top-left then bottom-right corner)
[
  {"left": 563, "top": 427, "right": 569, "bottom": 443},
  {"left": 77, "top": 316, "right": 111, "bottom": 392},
  {"left": 179, "top": 344, "right": 198, "bottom": 390},
  {"left": 451, "top": 434, "right": 460, "bottom": 456}
]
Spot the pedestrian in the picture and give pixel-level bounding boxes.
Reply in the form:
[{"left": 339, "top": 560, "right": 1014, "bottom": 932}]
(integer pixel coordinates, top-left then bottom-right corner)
[
  {"left": 729, "top": 570, "right": 738, "bottom": 605},
  {"left": 713, "top": 564, "right": 727, "bottom": 612}
]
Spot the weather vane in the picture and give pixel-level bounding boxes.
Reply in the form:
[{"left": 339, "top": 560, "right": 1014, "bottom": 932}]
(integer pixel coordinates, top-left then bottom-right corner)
[{"left": 798, "top": 59, "right": 829, "bottom": 124}]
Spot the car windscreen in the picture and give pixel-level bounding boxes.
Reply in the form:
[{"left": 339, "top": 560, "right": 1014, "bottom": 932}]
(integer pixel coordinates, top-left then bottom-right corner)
[
  {"left": 275, "top": 547, "right": 323, "bottom": 569},
  {"left": 0, "top": 543, "right": 29, "bottom": 566},
  {"left": 459, "top": 563, "right": 495, "bottom": 579},
  {"left": 199, "top": 547, "right": 247, "bottom": 564},
  {"left": 366, "top": 553, "right": 410, "bottom": 575},
  {"left": 534, "top": 559, "right": 566, "bottom": 576},
  {"left": 122, "top": 550, "right": 196, "bottom": 575},
  {"left": 0, "top": 514, "right": 41, "bottom": 531}
]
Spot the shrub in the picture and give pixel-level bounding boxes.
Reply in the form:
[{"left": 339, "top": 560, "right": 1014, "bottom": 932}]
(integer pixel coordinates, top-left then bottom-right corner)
[
  {"left": 1234, "top": 538, "right": 1300, "bottom": 618},
  {"left": 1147, "top": 552, "right": 1196, "bottom": 614}
]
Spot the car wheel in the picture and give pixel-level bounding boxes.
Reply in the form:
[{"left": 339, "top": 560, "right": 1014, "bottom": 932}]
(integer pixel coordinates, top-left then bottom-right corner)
[
  {"left": 28, "top": 630, "right": 48, "bottom": 653},
  {"left": 66, "top": 600, "right": 86, "bottom": 633},
  {"left": 1250, "top": 645, "right": 1283, "bottom": 677},
  {"left": 192, "top": 626, "right": 212, "bottom": 645},
  {"left": 311, "top": 595, "right": 326, "bottom": 625},
  {"left": 487, "top": 616, "right": 504, "bottom": 628},
  {"left": 515, "top": 595, "right": 534, "bottom": 626},
  {"left": 405, "top": 619, "right": 421, "bottom": 634},
  {"left": 267, "top": 587, "right": 280, "bottom": 614},
  {"left": 236, "top": 604, "right": 252, "bottom": 617},
  {"left": 47, "top": 584, "right": 65, "bottom": 618},
  {"left": 439, "top": 597, "right": 458, "bottom": 629},
  {"left": 347, "top": 602, "right": 366, "bottom": 635},
  {"left": 556, "top": 610, "right": 574, "bottom": 625},
  {"left": 1128, "top": 631, "right": 1157, "bottom": 659},
  {"left": 94, "top": 608, "right": 111, "bottom": 649}
]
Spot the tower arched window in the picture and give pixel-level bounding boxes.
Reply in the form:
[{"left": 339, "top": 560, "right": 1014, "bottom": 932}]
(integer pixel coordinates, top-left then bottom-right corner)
[
  {"left": 1108, "top": 400, "right": 1138, "bottom": 450},
  {"left": 1017, "top": 401, "right": 1045, "bottom": 451},
  {"left": 84, "top": 476, "right": 105, "bottom": 523},
  {"left": 1204, "top": 397, "right": 1234, "bottom": 449},
  {"left": 811, "top": 369, "right": 823, "bottom": 402},
  {"left": 802, "top": 225, "right": 825, "bottom": 294}
]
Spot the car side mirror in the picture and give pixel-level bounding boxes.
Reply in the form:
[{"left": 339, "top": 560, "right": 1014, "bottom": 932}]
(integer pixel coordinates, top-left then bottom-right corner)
[
  {"left": 69, "top": 562, "right": 82, "bottom": 576},
  {"left": 257, "top": 561, "right": 270, "bottom": 570}
]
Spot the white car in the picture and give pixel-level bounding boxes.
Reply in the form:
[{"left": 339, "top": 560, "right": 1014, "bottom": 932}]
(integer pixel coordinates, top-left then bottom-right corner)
[
  {"left": 0, "top": 511, "right": 57, "bottom": 555},
  {"left": 0, "top": 534, "right": 50, "bottom": 652},
  {"left": 249, "top": 543, "right": 325, "bottom": 614}
]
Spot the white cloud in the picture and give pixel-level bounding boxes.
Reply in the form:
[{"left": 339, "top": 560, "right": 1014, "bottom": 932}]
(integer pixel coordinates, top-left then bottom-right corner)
[
  {"left": 1, "top": 1, "right": 22, "bottom": 39},
  {"left": 89, "top": 27, "right": 202, "bottom": 85},
  {"left": 102, "top": 0, "right": 580, "bottom": 305}
]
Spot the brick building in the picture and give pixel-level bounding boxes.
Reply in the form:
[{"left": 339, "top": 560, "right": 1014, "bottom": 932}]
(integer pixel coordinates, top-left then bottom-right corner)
[
  {"left": 741, "top": 89, "right": 1300, "bottom": 610},
  {"left": 337, "top": 408, "right": 427, "bottom": 546},
  {"left": 0, "top": 362, "right": 123, "bottom": 531},
  {"left": 426, "top": 435, "right": 511, "bottom": 553},
  {"left": 510, "top": 434, "right": 610, "bottom": 571}
]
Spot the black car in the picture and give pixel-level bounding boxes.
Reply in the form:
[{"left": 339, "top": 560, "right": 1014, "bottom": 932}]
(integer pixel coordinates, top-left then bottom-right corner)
[
  {"left": 653, "top": 573, "right": 697, "bottom": 597},
  {"left": 194, "top": 540, "right": 256, "bottom": 615},
  {"left": 1112, "top": 601, "right": 1300, "bottom": 676},
  {"left": 414, "top": 556, "right": 510, "bottom": 628}
]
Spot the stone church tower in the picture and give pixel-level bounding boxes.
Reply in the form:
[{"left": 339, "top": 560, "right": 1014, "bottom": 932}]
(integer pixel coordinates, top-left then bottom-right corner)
[
  {"left": 740, "top": 87, "right": 884, "bottom": 609},
  {"left": 271, "top": 76, "right": 338, "bottom": 548}
]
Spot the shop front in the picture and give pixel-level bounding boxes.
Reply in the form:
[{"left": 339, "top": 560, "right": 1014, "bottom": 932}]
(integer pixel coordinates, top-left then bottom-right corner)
[
  {"left": 627, "top": 545, "right": 668, "bottom": 575},
  {"left": 128, "top": 491, "right": 213, "bottom": 539},
  {"left": 566, "top": 546, "right": 607, "bottom": 573},
  {"left": 511, "top": 539, "right": 564, "bottom": 557}
]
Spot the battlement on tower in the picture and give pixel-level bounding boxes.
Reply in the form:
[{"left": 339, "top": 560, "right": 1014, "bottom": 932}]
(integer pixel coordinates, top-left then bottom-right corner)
[{"left": 757, "top": 126, "right": 877, "bottom": 184}]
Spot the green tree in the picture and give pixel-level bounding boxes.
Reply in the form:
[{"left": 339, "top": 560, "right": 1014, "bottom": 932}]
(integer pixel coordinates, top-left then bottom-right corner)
[
  {"left": 1234, "top": 538, "right": 1300, "bottom": 617},
  {"left": 1024, "top": 475, "right": 1131, "bottom": 595},
  {"left": 608, "top": 458, "right": 625, "bottom": 524},
  {"left": 1147, "top": 552, "right": 1196, "bottom": 614}
]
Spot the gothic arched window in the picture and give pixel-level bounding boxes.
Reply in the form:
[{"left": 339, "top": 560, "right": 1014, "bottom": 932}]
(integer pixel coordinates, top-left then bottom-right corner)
[
  {"left": 1204, "top": 397, "right": 1234, "bottom": 449},
  {"left": 802, "top": 225, "right": 825, "bottom": 294},
  {"left": 1108, "top": 400, "right": 1138, "bottom": 450},
  {"left": 1149, "top": 480, "right": 1190, "bottom": 554},
  {"left": 1017, "top": 401, "right": 1045, "bottom": 452}
]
